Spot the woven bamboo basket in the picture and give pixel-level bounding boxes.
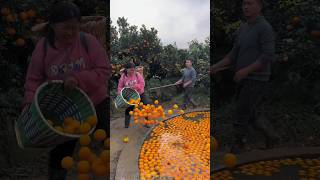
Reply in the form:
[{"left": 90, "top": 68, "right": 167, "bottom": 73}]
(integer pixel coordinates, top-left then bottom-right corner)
[
  {"left": 15, "top": 80, "right": 96, "bottom": 148},
  {"left": 31, "top": 16, "right": 106, "bottom": 49},
  {"left": 114, "top": 88, "right": 140, "bottom": 109},
  {"left": 80, "top": 16, "right": 106, "bottom": 49},
  {"left": 136, "top": 66, "right": 144, "bottom": 77}
]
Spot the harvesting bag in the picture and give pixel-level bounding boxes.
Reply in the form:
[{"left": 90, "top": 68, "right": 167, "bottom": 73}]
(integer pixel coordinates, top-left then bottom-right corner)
[
  {"left": 31, "top": 16, "right": 106, "bottom": 49},
  {"left": 15, "top": 80, "right": 96, "bottom": 148},
  {"left": 80, "top": 16, "right": 106, "bottom": 50}
]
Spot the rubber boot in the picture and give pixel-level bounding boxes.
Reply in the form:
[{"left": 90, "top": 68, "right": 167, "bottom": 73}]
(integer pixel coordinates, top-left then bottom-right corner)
[
  {"left": 254, "top": 115, "right": 280, "bottom": 149},
  {"left": 125, "top": 114, "right": 130, "bottom": 128},
  {"left": 230, "top": 137, "right": 247, "bottom": 154}
]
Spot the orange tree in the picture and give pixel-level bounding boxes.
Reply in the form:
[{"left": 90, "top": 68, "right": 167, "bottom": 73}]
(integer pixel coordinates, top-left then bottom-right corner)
[
  {"left": 213, "top": 0, "right": 320, "bottom": 146},
  {"left": 110, "top": 17, "right": 210, "bottom": 101},
  {"left": 0, "top": 0, "right": 105, "bottom": 103},
  {"left": 0, "top": 0, "right": 48, "bottom": 92},
  {"left": 213, "top": 0, "right": 320, "bottom": 106}
]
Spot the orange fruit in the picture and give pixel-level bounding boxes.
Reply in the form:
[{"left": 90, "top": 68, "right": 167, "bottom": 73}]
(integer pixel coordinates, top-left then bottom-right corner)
[
  {"left": 77, "top": 160, "right": 90, "bottom": 174},
  {"left": 79, "top": 123, "right": 91, "bottom": 134},
  {"left": 64, "top": 117, "right": 74, "bottom": 126},
  {"left": 88, "top": 153, "right": 98, "bottom": 163},
  {"left": 16, "top": 38, "right": 25, "bottom": 47},
  {"left": 100, "top": 150, "right": 110, "bottom": 163},
  {"left": 104, "top": 138, "right": 110, "bottom": 149},
  {"left": 77, "top": 174, "right": 89, "bottom": 180},
  {"left": 1, "top": 7, "right": 11, "bottom": 16},
  {"left": 71, "top": 120, "right": 80, "bottom": 131},
  {"left": 292, "top": 16, "right": 300, "bottom": 25},
  {"left": 19, "top": 11, "right": 28, "bottom": 21},
  {"left": 154, "top": 100, "right": 159, "bottom": 105},
  {"left": 64, "top": 125, "right": 76, "bottom": 134},
  {"left": 61, "top": 156, "right": 73, "bottom": 170},
  {"left": 27, "top": 9, "right": 36, "bottom": 18},
  {"left": 86, "top": 115, "right": 98, "bottom": 127},
  {"left": 223, "top": 153, "right": 237, "bottom": 168},
  {"left": 6, "top": 28, "right": 16, "bottom": 36},
  {"left": 79, "top": 135, "right": 91, "bottom": 146},
  {"left": 311, "top": 30, "right": 320, "bottom": 38},
  {"left": 123, "top": 136, "right": 129, "bottom": 143},
  {"left": 92, "top": 161, "right": 108, "bottom": 177},
  {"left": 129, "top": 111, "right": 134, "bottom": 115},
  {"left": 168, "top": 110, "right": 173, "bottom": 115},
  {"left": 94, "top": 129, "right": 107, "bottom": 141},
  {"left": 79, "top": 147, "right": 91, "bottom": 160},
  {"left": 6, "top": 14, "right": 16, "bottom": 22},
  {"left": 54, "top": 126, "right": 64, "bottom": 133}
]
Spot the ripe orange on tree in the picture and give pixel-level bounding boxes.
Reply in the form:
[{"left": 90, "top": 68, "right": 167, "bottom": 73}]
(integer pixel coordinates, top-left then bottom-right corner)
[
  {"left": 16, "top": 38, "right": 26, "bottom": 47},
  {"left": 27, "top": 9, "right": 36, "bottom": 18},
  {"left": 19, "top": 11, "right": 28, "bottom": 21},
  {"left": 292, "top": 16, "right": 301, "bottom": 25},
  {"left": 1, "top": 7, "right": 11, "bottom": 16},
  {"left": 311, "top": 30, "right": 320, "bottom": 38},
  {"left": 6, "top": 14, "right": 16, "bottom": 22},
  {"left": 6, "top": 28, "right": 16, "bottom": 36}
]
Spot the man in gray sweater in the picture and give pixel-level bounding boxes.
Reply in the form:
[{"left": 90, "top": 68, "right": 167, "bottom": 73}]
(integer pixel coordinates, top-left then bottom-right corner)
[
  {"left": 176, "top": 59, "right": 197, "bottom": 110},
  {"left": 211, "top": 0, "right": 279, "bottom": 153}
]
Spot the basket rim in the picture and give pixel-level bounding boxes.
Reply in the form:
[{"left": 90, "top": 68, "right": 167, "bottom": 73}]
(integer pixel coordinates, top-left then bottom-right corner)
[
  {"left": 119, "top": 87, "right": 140, "bottom": 106},
  {"left": 34, "top": 80, "right": 97, "bottom": 138}
]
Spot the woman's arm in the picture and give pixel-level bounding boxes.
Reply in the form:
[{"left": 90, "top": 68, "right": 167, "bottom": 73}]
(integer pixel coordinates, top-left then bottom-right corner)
[{"left": 117, "top": 74, "right": 125, "bottom": 94}]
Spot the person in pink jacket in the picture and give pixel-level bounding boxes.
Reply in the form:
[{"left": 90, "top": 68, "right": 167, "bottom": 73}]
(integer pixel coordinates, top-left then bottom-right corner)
[
  {"left": 22, "top": 2, "right": 111, "bottom": 180},
  {"left": 117, "top": 62, "right": 150, "bottom": 128}
]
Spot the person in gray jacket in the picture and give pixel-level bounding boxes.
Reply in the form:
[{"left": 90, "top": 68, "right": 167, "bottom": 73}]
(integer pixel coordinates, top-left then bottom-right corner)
[
  {"left": 210, "top": 0, "right": 279, "bottom": 153},
  {"left": 176, "top": 59, "right": 197, "bottom": 110}
]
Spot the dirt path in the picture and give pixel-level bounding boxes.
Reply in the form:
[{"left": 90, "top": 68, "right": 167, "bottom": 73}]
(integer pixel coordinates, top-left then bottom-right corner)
[{"left": 110, "top": 114, "right": 149, "bottom": 180}]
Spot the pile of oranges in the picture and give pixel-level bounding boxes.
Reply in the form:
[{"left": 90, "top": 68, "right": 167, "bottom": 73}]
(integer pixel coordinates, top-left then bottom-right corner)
[
  {"left": 47, "top": 115, "right": 97, "bottom": 135},
  {"left": 61, "top": 129, "right": 110, "bottom": 179},
  {"left": 212, "top": 157, "right": 320, "bottom": 179},
  {"left": 128, "top": 99, "right": 184, "bottom": 126},
  {"left": 139, "top": 111, "right": 210, "bottom": 179}
]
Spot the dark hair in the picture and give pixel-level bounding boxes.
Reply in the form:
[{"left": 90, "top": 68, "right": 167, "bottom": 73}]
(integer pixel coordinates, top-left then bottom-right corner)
[
  {"left": 46, "top": 1, "right": 81, "bottom": 48},
  {"left": 186, "top": 59, "right": 193, "bottom": 63},
  {"left": 124, "top": 62, "right": 135, "bottom": 76}
]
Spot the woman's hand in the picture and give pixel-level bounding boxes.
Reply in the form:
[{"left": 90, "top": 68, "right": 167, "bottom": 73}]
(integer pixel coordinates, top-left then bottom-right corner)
[
  {"left": 22, "top": 103, "right": 30, "bottom": 112},
  {"left": 233, "top": 69, "right": 249, "bottom": 83},
  {"left": 133, "top": 84, "right": 140, "bottom": 91},
  {"left": 64, "top": 76, "right": 78, "bottom": 91}
]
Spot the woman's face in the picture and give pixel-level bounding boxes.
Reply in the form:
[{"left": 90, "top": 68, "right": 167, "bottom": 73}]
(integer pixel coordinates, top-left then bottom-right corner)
[
  {"left": 52, "top": 18, "right": 80, "bottom": 45},
  {"left": 127, "top": 67, "right": 135, "bottom": 75}
]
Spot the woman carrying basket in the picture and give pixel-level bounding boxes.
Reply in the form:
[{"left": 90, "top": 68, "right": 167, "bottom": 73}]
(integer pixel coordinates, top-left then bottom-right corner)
[
  {"left": 117, "top": 62, "right": 150, "bottom": 128},
  {"left": 21, "top": 2, "right": 111, "bottom": 180}
]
